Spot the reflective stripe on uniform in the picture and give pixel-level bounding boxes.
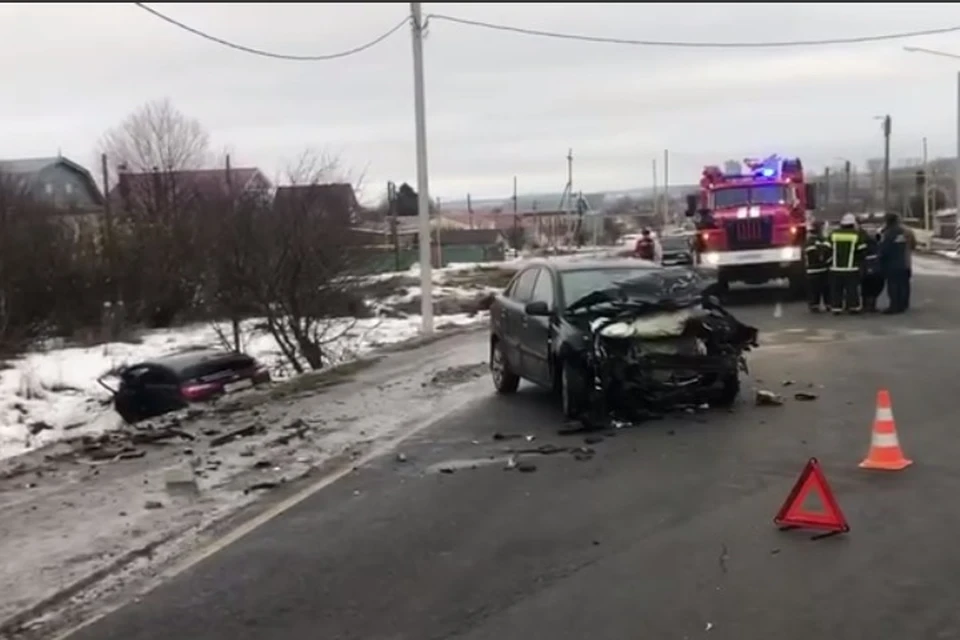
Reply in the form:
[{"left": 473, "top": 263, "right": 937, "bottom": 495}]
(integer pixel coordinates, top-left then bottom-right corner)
[
  {"left": 830, "top": 231, "right": 859, "bottom": 270},
  {"left": 806, "top": 268, "right": 827, "bottom": 274}
]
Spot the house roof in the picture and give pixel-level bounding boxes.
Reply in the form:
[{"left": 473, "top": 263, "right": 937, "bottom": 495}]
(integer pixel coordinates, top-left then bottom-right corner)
[
  {"left": 0, "top": 156, "right": 104, "bottom": 206},
  {"left": 110, "top": 168, "right": 269, "bottom": 201},
  {"left": 274, "top": 183, "right": 359, "bottom": 212}
]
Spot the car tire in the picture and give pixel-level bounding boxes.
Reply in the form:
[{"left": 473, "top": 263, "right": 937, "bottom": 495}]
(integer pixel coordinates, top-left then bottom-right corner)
[
  {"left": 491, "top": 339, "right": 520, "bottom": 394},
  {"left": 560, "top": 360, "right": 587, "bottom": 419},
  {"left": 711, "top": 372, "right": 741, "bottom": 408}
]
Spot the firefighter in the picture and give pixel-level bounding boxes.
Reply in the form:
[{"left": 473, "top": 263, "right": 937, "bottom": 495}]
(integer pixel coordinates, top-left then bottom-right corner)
[
  {"left": 803, "top": 220, "right": 831, "bottom": 312},
  {"left": 878, "top": 212, "right": 910, "bottom": 314},
  {"left": 860, "top": 225, "right": 884, "bottom": 313},
  {"left": 828, "top": 213, "right": 868, "bottom": 314},
  {"left": 634, "top": 228, "right": 656, "bottom": 261}
]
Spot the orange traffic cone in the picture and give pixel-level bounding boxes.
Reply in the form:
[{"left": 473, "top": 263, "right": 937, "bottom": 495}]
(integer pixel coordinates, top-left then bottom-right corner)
[{"left": 859, "top": 389, "right": 912, "bottom": 471}]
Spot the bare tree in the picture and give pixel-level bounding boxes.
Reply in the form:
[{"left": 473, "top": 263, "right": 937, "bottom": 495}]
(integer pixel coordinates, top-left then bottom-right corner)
[
  {"left": 100, "top": 98, "right": 210, "bottom": 176},
  {"left": 98, "top": 100, "right": 214, "bottom": 327},
  {"left": 218, "top": 151, "right": 373, "bottom": 373}
]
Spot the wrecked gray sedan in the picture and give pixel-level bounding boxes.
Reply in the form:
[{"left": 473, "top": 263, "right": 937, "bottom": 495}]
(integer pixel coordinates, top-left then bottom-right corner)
[{"left": 489, "top": 259, "right": 758, "bottom": 422}]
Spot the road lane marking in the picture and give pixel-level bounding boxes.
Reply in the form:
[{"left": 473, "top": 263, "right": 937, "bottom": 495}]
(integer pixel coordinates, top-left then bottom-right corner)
[
  {"left": 773, "top": 302, "right": 783, "bottom": 318},
  {"left": 54, "top": 387, "right": 490, "bottom": 639}
]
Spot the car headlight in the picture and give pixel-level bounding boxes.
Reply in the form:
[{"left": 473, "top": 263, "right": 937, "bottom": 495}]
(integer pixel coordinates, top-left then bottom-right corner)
[{"left": 702, "top": 252, "right": 720, "bottom": 265}]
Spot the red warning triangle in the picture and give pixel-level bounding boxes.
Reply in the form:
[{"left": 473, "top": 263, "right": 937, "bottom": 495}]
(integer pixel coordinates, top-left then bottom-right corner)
[{"left": 774, "top": 458, "right": 850, "bottom": 534}]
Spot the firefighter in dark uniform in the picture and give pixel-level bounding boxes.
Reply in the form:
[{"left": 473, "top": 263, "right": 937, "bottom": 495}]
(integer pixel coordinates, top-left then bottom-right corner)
[
  {"left": 634, "top": 228, "right": 656, "bottom": 261},
  {"left": 803, "top": 220, "right": 832, "bottom": 312},
  {"left": 860, "top": 223, "right": 884, "bottom": 313},
  {"left": 828, "top": 213, "right": 869, "bottom": 314},
  {"left": 878, "top": 212, "right": 911, "bottom": 314}
]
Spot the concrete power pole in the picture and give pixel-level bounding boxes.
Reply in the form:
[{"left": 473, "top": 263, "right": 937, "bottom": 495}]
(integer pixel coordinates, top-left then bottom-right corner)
[
  {"left": 410, "top": 2, "right": 433, "bottom": 335},
  {"left": 651, "top": 158, "right": 659, "bottom": 224},
  {"left": 663, "top": 149, "right": 670, "bottom": 229},
  {"left": 922, "top": 137, "right": 930, "bottom": 230},
  {"left": 565, "top": 148, "right": 573, "bottom": 247},
  {"left": 882, "top": 115, "right": 892, "bottom": 215},
  {"left": 843, "top": 160, "right": 852, "bottom": 214}
]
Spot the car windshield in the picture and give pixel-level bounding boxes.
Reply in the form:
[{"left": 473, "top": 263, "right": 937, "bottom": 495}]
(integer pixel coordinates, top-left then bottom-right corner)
[
  {"left": 712, "top": 184, "right": 787, "bottom": 209},
  {"left": 561, "top": 268, "right": 656, "bottom": 308},
  {"left": 660, "top": 236, "right": 690, "bottom": 251}
]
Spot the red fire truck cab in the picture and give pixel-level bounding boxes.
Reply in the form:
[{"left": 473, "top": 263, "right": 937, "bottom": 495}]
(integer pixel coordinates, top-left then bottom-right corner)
[{"left": 685, "top": 155, "right": 817, "bottom": 294}]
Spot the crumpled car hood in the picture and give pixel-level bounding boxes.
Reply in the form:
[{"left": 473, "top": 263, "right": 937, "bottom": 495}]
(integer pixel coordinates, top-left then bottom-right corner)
[
  {"left": 590, "top": 306, "right": 706, "bottom": 339},
  {"left": 566, "top": 267, "right": 718, "bottom": 315}
]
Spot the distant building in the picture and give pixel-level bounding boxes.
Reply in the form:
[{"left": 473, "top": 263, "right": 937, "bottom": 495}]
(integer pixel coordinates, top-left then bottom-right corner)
[{"left": 0, "top": 156, "right": 104, "bottom": 211}]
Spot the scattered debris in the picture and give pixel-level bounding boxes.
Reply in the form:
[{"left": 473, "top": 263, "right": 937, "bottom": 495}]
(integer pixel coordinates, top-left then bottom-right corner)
[
  {"left": 516, "top": 461, "right": 538, "bottom": 473},
  {"left": 718, "top": 543, "right": 729, "bottom": 574},
  {"left": 573, "top": 447, "right": 595, "bottom": 461},
  {"left": 395, "top": 452, "right": 408, "bottom": 463},
  {"left": 793, "top": 392, "right": 818, "bottom": 401},
  {"left": 781, "top": 380, "right": 795, "bottom": 387},
  {"left": 428, "top": 362, "right": 487, "bottom": 387},
  {"left": 253, "top": 460, "right": 272, "bottom": 470},
  {"left": 438, "top": 467, "right": 456, "bottom": 474},
  {"left": 209, "top": 423, "right": 264, "bottom": 448},
  {"left": 584, "top": 435, "right": 604, "bottom": 445},
  {"left": 244, "top": 481, "right": 278, "bottom": 494},
  {"left": 755, "top": 390, "right": 785, "bottom": 406},
  {"left": 504, "top": 456, "right": 518, "bottom": 470},
  {"left": 27, "top": 421, "right": 54, "bottom": 436},
  {"left": 144, "top": 500, "right": 164, "bottom": 510},
  {"left": 493, "top": 432, "right": 525, "bottom": 442}
]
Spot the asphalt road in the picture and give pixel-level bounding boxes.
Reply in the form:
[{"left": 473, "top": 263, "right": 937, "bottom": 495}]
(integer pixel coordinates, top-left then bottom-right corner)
[{"left": 67, "top": 261, "right": 960, "bottom": 640}]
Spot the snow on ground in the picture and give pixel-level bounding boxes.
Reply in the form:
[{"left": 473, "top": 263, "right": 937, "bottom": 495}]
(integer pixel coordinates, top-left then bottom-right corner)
[
  {"left": 914, "top": 254, "right": 960, "bottom": 278},
  {"left": 0, "top": 250, "right": 622, "bottom": 461},
  {"left": 0, "top": 313, "right": 483, "bottom": 462},
  {"left": 936, "top": 250, "right": 960, "bottom": 261}
]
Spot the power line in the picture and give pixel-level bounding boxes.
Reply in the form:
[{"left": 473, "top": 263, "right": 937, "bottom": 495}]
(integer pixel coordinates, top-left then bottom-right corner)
[
  {"left": 133, "top": 3, "right": 409, "bottom": 61},
  {"left": 426, "top": 13, "right": 960, "bottom": 49}
]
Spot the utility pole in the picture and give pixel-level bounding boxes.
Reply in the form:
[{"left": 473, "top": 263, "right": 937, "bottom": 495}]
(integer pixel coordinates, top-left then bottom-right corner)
[
  {"left": 512, "top": 176, "right": 519, "bottom": 252},
  {"left": 823, "top": 167, "right": 831, "bottom": 208},
  {"left": 843, "top": 160, "right": 852, "bottom": 214},
  {"left": 955, "top": 72, "right": 960, "bottom": 253},
  {"left": 923, "top": 137, "right": 930, "bottom": 230},
  {"left": 565, "top": 148, "right": 573, "bottom": 247},
  {"left": 410, "top": 2, "right": 432, "bottom": 335},
  {"left": 882, "top": 114, "right": 892, "bottom": 215},
  {"left": 467, "top": 193, "right": 473, "bottom": 229},
  {"left": 663, "top": 149, "right": 670, "bottom": 229},
  {"left": 387, "top": 181, "right": 400, "bottom": 271},
  {"left": 651, "top": 158, "right": 659, "bottom": 223}
]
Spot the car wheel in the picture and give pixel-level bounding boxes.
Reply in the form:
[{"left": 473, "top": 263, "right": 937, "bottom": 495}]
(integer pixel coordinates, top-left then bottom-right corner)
[
  {"left": 711, "top": 372, "right": 741, "bottom": 408},
  {"left": 491, "top": 340, "right": 520, "bottom": 394},
  {"left": 560, "top": 360, "right": 586, "bottom": 418}
]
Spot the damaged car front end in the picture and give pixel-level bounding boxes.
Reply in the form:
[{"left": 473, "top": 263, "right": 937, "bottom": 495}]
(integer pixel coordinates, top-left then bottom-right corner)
[{"left": 564, "top": 268, "right": 758, "bottom": 422}]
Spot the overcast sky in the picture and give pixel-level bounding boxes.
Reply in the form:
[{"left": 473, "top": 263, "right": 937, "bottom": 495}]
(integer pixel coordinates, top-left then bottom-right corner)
[{"left": 4, "top": 2, "right": 960, "bottom": 202}]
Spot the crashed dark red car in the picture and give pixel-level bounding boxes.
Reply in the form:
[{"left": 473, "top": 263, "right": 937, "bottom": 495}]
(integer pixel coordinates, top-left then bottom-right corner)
[{"left": 98, "top": 349, "right": 271, "bottom": 424}]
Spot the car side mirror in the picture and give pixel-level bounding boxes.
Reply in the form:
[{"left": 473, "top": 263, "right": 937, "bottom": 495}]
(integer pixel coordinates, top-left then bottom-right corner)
[
  {"left": 804, "top": 184, "right": 817, "bottom": 211},
  {"left": 524, "top": 301, "right": 551, "bottom": 316},
  {"left": 685, "top": 194, "right": 698, "bottom": 217}
]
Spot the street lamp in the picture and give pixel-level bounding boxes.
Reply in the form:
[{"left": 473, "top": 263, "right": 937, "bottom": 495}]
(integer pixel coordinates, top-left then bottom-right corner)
[{"left": 903, "top": 45, "right": 960, "bottom": 253}]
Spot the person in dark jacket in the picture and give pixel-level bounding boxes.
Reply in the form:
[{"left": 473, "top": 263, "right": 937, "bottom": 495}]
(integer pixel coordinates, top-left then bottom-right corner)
[
  {"left": 635, "top": 228, "right": 656, "bottom": 261},
  {"left": 860, "top": 227, "right": 884, "bottom": 313},
  {"left": 828, "top": 213, "right": 868, "bottom": 314},
  {"left": 803, "top": 220, "right": 832, "bottom": 312},
  {"left": 878, "top": 213, "right": 910, "bottom": 314}
]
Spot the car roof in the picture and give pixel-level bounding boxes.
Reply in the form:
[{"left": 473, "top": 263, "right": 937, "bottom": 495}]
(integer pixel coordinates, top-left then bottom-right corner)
[
  {"left": 136, "top": 349, "right": 251, "bottom": 373},
  {"left": 522, "top": 257, "right": 662, "bottom": 272}
]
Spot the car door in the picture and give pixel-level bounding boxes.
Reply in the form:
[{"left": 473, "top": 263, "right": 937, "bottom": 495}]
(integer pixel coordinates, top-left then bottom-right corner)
[
  {"left": 521, "top": 268, "right": 556, "bottom": 387},
  {"left": 497, "top": 267, "right": 539, "bottom": 376}
]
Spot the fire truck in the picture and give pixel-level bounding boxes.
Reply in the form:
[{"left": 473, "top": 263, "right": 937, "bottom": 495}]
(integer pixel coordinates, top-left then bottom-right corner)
[{"left": 684, "top": 155, "right": 817, "bottom": 294}]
